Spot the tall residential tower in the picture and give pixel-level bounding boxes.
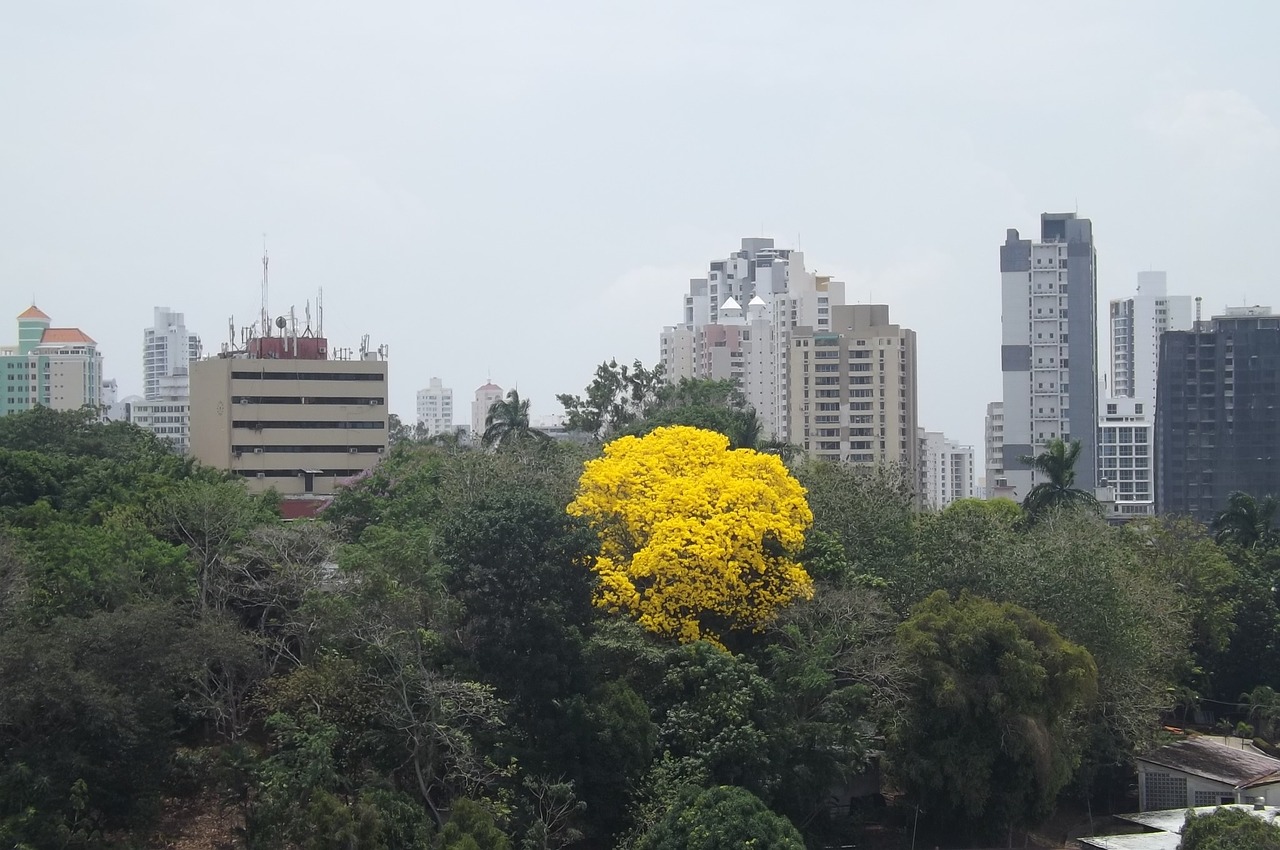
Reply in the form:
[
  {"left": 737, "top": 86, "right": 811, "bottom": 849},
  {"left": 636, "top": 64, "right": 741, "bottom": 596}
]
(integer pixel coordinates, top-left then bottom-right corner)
[{"left": 999, "top": 213, "right": 1098, "bottom": 499}]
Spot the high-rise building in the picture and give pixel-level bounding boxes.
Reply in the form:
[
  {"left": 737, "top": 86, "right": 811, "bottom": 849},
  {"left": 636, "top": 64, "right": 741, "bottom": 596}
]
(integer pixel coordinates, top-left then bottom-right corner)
[
  {"left": 786, "top": 304, "right": 918, "bottom": 471},
  {"left": 999, "top": 213, "right": 1099, "bottom": 500},
  {"left": 660, "top": 238, "right": 846, "bottom": 440},
  {"left": 190, "top": 331, "right": 389, "bottom": 497},
  {"left": 920, "top": 429, "right": 976, "bottom": 509},
  {"left": 128, "top": 307, "right": 204, "bottom": 453},
  {"left": 416, "top": 378, "right": 454, "bottom": 437},
  {"left": 1, "top": 305, "right": 103, "bottom": 416},
  {"left": 144, "top": 307, "right": 201, "bottom": 400},
  {"left": 471, "top": 382, "right": 504, "bottom": 439},
  {"left": 1109, "top": 272, "right": 1193, "bottom": 404},
  {"left": 1156, "top": 306, "right": 1280, "bottom": 521},
  {"left": 1098, "top": 397, "right": 1155, "bottom": 518},
  {"left": 984, "top": 401, "right": 1005, "bottom": 496}
]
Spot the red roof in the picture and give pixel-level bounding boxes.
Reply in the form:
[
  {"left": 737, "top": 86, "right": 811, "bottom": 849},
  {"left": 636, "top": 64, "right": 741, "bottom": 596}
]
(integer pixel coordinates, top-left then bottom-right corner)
[
  {"left": 279, "top": 497, "right": 333, "bottom": 520},
  {"left": 17, "top": 305, "right": 51, "bottom": 321},
  {"left": 39, "top": 328, "right": 97, "bottom": 345}
]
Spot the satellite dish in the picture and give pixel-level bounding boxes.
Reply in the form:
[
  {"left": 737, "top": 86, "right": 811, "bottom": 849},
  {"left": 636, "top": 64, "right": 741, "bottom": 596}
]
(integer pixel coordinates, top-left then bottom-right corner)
[{"left": 275, "top": 316, "right": 287, "bottom": 329}]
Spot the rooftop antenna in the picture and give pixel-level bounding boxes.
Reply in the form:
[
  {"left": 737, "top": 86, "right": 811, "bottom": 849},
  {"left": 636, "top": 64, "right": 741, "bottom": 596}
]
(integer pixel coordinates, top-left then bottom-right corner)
[
  {"left": 1195, "top": 296, "right": 1203, "bottom": 323},
  {"left": 317, "top": 287, "right": 324, "bottom": 338},
  {"left": 260, "top": 234, "right": 271, "bottom": 338}
]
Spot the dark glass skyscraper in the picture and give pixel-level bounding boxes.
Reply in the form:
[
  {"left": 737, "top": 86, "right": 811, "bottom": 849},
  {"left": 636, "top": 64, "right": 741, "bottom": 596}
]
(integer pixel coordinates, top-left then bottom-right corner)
[{"left": 1156, "top": 308, "right": 1280, "bottom": 521}]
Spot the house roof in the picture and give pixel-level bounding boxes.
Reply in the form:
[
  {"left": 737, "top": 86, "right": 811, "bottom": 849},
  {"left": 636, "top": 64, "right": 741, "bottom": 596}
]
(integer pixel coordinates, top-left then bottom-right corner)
[
  {"left": 17, "top": 305, "right": 51, "bottom": 321},
  {"left": 39, "top": 327, "right": 97, "bottom": 345},
  {"left": 721, "top": 296, "right": 742, "bottom": 311},
  {"left": 1137, "top": 737, "right": 1280, "bottom": 789}
]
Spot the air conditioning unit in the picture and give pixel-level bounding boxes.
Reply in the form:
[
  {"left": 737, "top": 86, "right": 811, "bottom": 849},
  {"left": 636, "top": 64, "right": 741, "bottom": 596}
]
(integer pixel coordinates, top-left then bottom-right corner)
[
  {"left": 253, "top": 447, "right": 263, "bottom": 454},
  {"left": 256, "top": 472, "right": 265, "bottom": 479},
  {"left": 376, "top": 446, "right": 385, "bottom": 454},
  {"left": 349, "top": 447, "right": 358, "bottom": 454},
  {"left": 240, "top": 398, "right": 249, "bottom": 404},
  {"left": 368, "top": 400, "right": 378, "bottom": 406}
]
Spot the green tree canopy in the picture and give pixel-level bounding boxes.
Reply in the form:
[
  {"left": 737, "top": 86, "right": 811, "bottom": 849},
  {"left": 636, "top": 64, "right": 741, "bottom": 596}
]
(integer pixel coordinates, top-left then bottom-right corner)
[
  {"left": 636, "top": 785, "right": 804, "bottom": 850},
  {"left": 889, "top": 591, "right": 1098, "bottom": 841},
  {"left": 1019, "top": 437, "right": 1099, "bottom": 521},
  {"left": 1181, "top": 806, "right": 1280, "bottom": 850}
]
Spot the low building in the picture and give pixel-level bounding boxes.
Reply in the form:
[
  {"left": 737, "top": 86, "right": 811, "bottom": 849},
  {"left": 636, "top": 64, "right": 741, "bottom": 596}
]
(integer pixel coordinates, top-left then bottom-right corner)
[
  {"left": 1, "top": 305, "right": 103, "bottom": 415},
  {"left": 1079, "top": 803, "right": 1280, "bottom": 849},
  {"left": 1136, "top": 737, "right": 1280, "bottom": 811},
  {"left": 190, "top": 333, "right": 388, "bottom": 497}
]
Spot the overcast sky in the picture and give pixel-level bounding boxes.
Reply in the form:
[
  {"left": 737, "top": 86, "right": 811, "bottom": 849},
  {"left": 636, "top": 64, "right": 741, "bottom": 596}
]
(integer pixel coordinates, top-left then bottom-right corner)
[{"left": 3, "top": 1, "right": 1278, "bottom": 458}]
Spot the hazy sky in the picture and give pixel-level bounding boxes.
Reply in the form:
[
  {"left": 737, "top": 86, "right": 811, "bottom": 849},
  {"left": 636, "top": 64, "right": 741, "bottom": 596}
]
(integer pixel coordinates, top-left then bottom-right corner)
[{"left": 3, "top": 1, "right": 1278, "bottom": 458}]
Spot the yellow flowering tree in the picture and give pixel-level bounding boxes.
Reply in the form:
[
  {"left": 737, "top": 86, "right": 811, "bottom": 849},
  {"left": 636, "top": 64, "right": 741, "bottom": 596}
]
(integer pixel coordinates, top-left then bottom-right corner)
[{"left": 567, "top": 425, "right": 814, "bottom": 644}]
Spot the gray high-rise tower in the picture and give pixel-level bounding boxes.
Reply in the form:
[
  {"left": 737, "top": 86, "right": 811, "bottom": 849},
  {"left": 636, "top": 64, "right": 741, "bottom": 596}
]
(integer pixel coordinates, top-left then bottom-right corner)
[{"left": 999, "top": 213, "right": 1098, "bottom": 499}]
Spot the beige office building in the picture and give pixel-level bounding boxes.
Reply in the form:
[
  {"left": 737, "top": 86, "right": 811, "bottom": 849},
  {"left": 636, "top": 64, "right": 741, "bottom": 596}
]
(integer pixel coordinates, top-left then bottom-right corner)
[
  {"left": 787, "top": 304, "right": 918, "bottom": 472},
  {"left": 190, "top": 350, "right": 389, "bottom": 497}
]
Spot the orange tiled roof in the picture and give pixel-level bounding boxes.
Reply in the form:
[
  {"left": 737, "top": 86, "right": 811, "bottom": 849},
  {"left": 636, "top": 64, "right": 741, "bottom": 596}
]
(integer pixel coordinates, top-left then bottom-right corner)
[
  {"left": 17, "top": 305, "right": 51, "bottom": 321},
  {"left": 39, "top": 328, "right": 96, "bottom": 345}
]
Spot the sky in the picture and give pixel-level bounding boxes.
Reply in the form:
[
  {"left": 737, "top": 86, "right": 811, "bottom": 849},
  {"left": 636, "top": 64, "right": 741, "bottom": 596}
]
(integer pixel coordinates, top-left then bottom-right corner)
[{"left": 3, "top": 1, "right": 1278, "bottom": 461}]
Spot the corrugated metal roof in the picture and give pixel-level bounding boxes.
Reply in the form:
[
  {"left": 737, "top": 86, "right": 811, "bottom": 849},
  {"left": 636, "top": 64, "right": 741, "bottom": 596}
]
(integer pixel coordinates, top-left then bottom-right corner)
[{"left": 1137, "top": 737, "right": 1280, "bottom": 787}]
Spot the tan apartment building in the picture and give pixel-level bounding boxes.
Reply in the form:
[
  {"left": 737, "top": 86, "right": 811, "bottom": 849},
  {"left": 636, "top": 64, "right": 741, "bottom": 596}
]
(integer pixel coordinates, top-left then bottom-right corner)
[
  {"left": 190, "top": 339, "right": 388, "bottom": 496},
  {"left": 787, "top": 304, "right": 919, "bottom": 473}
]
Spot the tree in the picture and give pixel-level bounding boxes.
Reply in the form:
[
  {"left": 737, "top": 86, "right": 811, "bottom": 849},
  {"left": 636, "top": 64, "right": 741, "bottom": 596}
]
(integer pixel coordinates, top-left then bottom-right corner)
[
  {"left": 889, "top": 591, "right": 1098, "bottom": 842},
  {"left": 796, "top": 460, "right": 916, "bottom": 585},
  {"left": 1181, "top": 806, "right": 1280, "bottom": 849},
  {"left": 484, "top": 389, "right": 547, "bottom": 449},
  {"left": 1211, "top": 491, "right": 1279, "bottom": 550},
  {"left": 634, "top": 378, "right": 764, "bottom": 450},
  {"left": 1019, "top": 437, "right": 1098, "bottom": 520},
  {"left": 567, "top": 426, "right": 813, "bottom": 645},
  {"left": 557, "top": 359, "right": 666, "bottom": 439},
  {"left": 636, "top": 785, "right": 804, "bottom": 850}
]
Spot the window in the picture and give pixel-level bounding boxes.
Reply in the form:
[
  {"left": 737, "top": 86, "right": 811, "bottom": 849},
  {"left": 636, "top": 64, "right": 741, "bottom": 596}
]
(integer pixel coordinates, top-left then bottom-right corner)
[
  {"left": 1143, "top": 772, "right": 1187, "bottom": 810},
  {"left": 1135, "top": 403, "right": 1143, "bottom": 414},
  {"left": 1107, "top": 404, "right": 1117, "bottom": 415}
]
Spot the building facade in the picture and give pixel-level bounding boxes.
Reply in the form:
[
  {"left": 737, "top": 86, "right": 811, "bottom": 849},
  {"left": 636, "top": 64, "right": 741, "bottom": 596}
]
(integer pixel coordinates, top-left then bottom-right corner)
[
  {"left": 1157, "top": 306, "right": 1280, "bottom": 521},
  {"left": 416, "top": 377, "right": 454, "bottom": 437},
  {"left": 190, "top": 334, "right": 389, "bottom": 497},
  {"left": 920, "top": 429, "right": 976, "bottom": 509},
  {"left": 1109, "top": 272, "right": 1193, "bottom": 404},
  {"left": 1, "top": 306, "right": 103, "bottom": 416},
  {"left": 660, "top": 238, "right": 846, "bottom": 441},
  {"left": 983, "top": 401, "right": 1005, "bottom": 496},
  {"left": 144, "top": 307, "right": 201, "bottom": 400},
  {"left": 1098, "top": 396, "right": 1155, "bottom": 518},
  {"left": 786, "top": 304, "right": 919, "bottom": 472},
  {"left": 471, "top": 382, "right": 504, "bottom": 439},
  {"left": 999, "top": 213, "right": 1099, "bottom": 500}
]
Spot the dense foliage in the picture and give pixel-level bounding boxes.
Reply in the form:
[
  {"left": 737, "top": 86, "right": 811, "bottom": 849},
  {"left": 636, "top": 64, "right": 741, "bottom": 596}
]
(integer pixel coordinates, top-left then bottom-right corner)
[
  {"left": 1181, "top": 806, "right": 1280, "bottom": 849},
  {"left": 3, "top": 393, "right": 1279, "bottom": 849},
  {"left": 568, "top": 426, "right": 813, "bottom": 645}
]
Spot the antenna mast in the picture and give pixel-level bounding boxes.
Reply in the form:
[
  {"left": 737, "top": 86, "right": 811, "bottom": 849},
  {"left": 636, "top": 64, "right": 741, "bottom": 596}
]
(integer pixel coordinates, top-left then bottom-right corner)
[
  {"left": 261, "top": 235, "right": 271, "bottom": 338},
  {"left": 317, "top": 287, "right": 324, "bottom": 337}
]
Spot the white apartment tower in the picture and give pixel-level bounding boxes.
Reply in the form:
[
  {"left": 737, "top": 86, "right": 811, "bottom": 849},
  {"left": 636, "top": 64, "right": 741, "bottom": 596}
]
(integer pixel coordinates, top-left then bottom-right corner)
[
  {"left": 999, "top": 213, "right": 1099, "bottom": 499},
  {"left": 920, "top": 429, "right": 976, "bottom": 510},
  {"left": 144, "top": 307, "right": 201, "bottom": 400},
  {"left": 660, "top": 238, "right": 846, "bottom": 441},
  {"left": 416, "top": 377, "right": 454, "bottom": 437},
  {"left": 1109, "top": 271, "right": 1193, "bottom": 404},
  {"left": 984, "top": 401, "right": 1004, "bottom": 495},
  {"left": 471, "top": 382, "right": 504, "bottom": 439}
]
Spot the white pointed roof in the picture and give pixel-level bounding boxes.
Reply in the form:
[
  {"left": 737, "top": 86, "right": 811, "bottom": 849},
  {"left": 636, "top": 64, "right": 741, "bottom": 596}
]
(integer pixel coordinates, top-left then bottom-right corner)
[
  {"left": 721, "top": 296, "right": 742, "bottom": 311},
  {"left": 748, "top": 295, "right": 767, "bottom": 307}
]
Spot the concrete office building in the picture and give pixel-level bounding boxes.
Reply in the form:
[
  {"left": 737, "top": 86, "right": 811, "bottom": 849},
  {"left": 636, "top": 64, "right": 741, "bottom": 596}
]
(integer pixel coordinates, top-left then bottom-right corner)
[
  {"left": 1109, "top": 272, "right": 1193, "bottom": 404},
  {"left": 1099, "top": 396, "right": 1155, "bottom": 518},
  {"left": 999, "top": 213, "right": 1099, "bottom": 500},
  {"left": 471, "top": 382, "right": 504, "bottom": 439},
  {"left": 787, "top": 304, "right": 918, "bottom": 472},
  {"left": 416, "top": 377, "right": 454, "bottom": 437},
  {"left": 144, "top": 307, "right": 201, "bottom": 400},
  {"left": 661, "top": 238, "right": 846, "bottom": 441},
  {"left": 1, "top": 305, "right": 103, "bottom": 416},
  {"left": 1157, "top": 306, "right": 1280, "bottom": 522},
  {"left": 920, "top": 429, "right": 976, "bottom": 509},
  {"left": 190, "top": 332, "right": 389, "bottom": 497}
]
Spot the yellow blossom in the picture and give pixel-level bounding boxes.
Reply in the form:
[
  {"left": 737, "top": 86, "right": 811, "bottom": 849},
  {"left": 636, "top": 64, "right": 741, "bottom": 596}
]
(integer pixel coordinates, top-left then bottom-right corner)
[{"left": 567, "top": 425, "right": 814, "bottom": 645}]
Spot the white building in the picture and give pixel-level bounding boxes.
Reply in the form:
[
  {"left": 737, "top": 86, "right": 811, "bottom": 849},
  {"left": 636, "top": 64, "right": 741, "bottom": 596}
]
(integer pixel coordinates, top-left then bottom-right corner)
[
  {"left": 660, "top": 237, "right": 846, "bottom": 441},
  {"left": 999, "top": 214, "right": 1099, "bottom": 500},
  {"left": 471, "top": 381, "right": 504, "bottom": 439},
  {"left": 920, "top": 430, "right": 976, "bottom": 510},
  {"left": 1136, "top": 737, "right": 1280, "bottom": 812},
  {"left": 416, "top": 377, "right": 454, "bottom": 437},
  {"left": 1098, "top": 396, "right": 1155, "bottom": 519},
  {"left": 144, "top": 308, "right": 201, "bottom": 401},
  {"left": 1109, "top": 271, "right": 1193, "bottom": 405},
  {"left": 983, "top": 401, "right": 1005, "bottom": 497}
]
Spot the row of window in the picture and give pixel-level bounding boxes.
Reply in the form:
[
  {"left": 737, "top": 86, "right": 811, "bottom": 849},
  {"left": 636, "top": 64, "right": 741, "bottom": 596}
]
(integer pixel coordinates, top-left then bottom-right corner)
[
  {"left": 230, "top": 396, "right": 385, "bottom": 405},
  {"left": 236, "top": 469, "right": 367, "bottom": 478},
  {"left": 231, "top": 371, "right": 385, "bottom": 382},
  {"left": 233, "top": 419, "right": 385, "bottom": 430},
  {"left": 233, "top": 445, "right": 384, "bottom": 454}
]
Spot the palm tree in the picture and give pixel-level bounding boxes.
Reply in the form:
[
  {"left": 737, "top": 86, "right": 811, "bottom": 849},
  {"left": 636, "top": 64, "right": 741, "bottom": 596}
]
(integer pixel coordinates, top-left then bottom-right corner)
[
  {"left": 1018, "top": 438, "right": 1098, "bottom": 521},
  {"left": 1211, "top": 491, "right": 1279, "bottom": 550},
  {"left": 1242, "top": 685, "right": 1280, "bottom": 742},
  {"left": 482, "top": 389, "right": 548, "bottom": 449}
]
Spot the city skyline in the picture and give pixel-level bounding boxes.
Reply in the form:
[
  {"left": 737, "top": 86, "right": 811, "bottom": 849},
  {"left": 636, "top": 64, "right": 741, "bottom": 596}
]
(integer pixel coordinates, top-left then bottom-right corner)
[{"left": 4, "top": 3, "right": 1279, "bottom": 457}]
